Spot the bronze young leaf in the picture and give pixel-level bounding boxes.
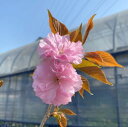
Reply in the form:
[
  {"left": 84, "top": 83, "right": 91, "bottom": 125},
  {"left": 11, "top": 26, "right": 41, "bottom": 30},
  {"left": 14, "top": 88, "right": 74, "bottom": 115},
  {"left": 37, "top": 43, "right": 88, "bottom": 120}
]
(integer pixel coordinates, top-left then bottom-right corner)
[
  {"left": 83, "top": 14, "right": 96, "bottom": 44},
  {"left": 48, "top": 10, "right": 69, "bottom": 36},
  {"left": 73, "top": 59, "right": 99, "bottom": 69},
  {"left": 69, "top": 23, "right": 82, "bottom": 42},
  {"left": 85, "top": 52, "right": 103, "bottom": 62},
  {"left": 79, "top": 88, "right": 84, "bottom": 98},
  {"left": 60, "top": 108, "right": 76, "bottom": 115},
  {"left": 0, "top": 80, "right": 4, "bottom": 87},
  {"left": 79, "top": 66, "right": 112, "bottom": 85},
  {"left": 59, "top": 113, "right": 67, "bottom": 127},
  {"left": 81, "top": 76, "right": 93, "bottom": 95},
  {"left": 86, "top": 51, "right": 124, "bottom": 68}
]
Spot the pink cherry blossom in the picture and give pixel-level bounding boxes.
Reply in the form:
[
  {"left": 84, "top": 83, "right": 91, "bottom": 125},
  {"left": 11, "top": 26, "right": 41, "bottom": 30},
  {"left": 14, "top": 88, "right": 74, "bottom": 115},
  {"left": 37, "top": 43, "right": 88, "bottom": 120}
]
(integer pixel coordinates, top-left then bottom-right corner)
[
  {"left": 32, "top": 59, "right": 82, "bottom": 106},
  {"left": 38, "top": 33, "right": 84, "bottom": 64}
]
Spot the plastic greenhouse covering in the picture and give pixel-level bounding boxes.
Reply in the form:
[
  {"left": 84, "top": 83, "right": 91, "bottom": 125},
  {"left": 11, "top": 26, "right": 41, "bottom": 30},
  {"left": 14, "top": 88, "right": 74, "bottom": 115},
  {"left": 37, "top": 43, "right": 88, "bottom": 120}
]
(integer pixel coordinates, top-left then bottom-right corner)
[{"left": 0, "top": 10, "right": 128, "bottom": 127}]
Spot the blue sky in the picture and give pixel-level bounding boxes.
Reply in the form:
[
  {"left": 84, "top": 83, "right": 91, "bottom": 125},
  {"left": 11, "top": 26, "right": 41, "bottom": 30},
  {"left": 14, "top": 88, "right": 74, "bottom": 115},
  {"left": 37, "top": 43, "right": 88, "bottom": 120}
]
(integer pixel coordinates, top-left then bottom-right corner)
[{"left": 0, "top": 0, "right": 128, "bottom": 53}]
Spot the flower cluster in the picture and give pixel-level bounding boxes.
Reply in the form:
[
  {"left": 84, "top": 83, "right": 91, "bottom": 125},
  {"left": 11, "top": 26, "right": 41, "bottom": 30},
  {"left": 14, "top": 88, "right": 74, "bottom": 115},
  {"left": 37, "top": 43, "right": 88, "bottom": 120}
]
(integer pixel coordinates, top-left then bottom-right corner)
[
  {"left": 33, "top": 33, "right": 84, "bottom": 106},
  {"left": 32, "top": 10, "right": 124, "bottom": 127}
]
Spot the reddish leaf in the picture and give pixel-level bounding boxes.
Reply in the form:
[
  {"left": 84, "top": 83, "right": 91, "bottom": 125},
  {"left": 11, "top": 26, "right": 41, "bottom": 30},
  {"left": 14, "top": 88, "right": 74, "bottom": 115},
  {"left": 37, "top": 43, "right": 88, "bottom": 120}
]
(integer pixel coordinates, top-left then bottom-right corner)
[
  {"left": 85, "top": 52, "right": 103, "bottom": 62},
  {"left": 85, "top": 51, "right": 124, "bottom": 68},
  {"left": 69, "top": 24, "right": 82, "bottom": 42},
  {"left": 48, "top": 10, "right": 69, "bottom": 36},
  {"left": 79, "top": 88, "right": 84, "bottom": 98},
  {"left": 54, "top": 107, "right": 59, "bottom": 112},
  {"left": 60, "top": 109, "right": 76, "bottom": 115},
  {"left": 81, "top": 76, "right": 93, "bottom": 95},
  {"left": 73, "top": 59, "right": 99, "bottom": 69},
  {"left": 59, "top": 113, "right": 67, "bottom": 127},
  {"left": 79, "top": 66, "right": 112, "bottom": 85},
  {"left": 83, "top": 14, "right": 96, "bottom": 44},
  {"left": 0, "top": 80, "right": 4, "bottom": 87}
]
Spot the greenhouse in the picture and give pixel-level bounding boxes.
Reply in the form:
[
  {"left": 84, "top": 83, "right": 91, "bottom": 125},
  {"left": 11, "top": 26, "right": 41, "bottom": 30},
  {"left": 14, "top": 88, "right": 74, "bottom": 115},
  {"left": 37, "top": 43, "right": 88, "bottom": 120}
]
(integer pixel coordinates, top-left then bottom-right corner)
[{"left": 0, "top": 10, "right": 128, "bottom": 127}]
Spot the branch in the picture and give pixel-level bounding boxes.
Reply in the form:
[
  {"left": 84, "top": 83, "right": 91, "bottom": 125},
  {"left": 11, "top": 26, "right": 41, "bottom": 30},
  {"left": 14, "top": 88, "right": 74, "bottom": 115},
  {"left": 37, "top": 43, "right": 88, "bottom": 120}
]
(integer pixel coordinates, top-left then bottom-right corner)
[{"left": 39, "top": 104, "right": 53, "bottom": 127}]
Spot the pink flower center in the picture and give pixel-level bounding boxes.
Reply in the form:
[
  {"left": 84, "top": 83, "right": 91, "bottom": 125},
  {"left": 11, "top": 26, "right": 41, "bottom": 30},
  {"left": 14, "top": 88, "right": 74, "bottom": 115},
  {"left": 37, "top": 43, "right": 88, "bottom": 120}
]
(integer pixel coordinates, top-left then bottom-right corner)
[
  {"left": 53, "top": 77, "right": 60, "bottom": 84},
  {"left": 59, "top": 50, "right": 64, "bottom": 54},
  {"left": 58, "top": 45, "right": 65, "bottom": 54}
]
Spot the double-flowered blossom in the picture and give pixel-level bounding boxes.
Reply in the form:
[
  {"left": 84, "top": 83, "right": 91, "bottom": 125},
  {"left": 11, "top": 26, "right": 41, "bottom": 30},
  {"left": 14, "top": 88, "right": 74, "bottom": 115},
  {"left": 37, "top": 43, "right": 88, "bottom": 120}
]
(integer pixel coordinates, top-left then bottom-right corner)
[
  {"left": 33, "top": 33, "right": 84, "bottom": 106},
  {"left": 32, "top": 10, "right": 124, "bottom": 127},
  {"left": 33, "top": 59, "right": 82, "bottom": 106},
  {"left": 38, "top": 33, "right": 84, "bottom": 64}
]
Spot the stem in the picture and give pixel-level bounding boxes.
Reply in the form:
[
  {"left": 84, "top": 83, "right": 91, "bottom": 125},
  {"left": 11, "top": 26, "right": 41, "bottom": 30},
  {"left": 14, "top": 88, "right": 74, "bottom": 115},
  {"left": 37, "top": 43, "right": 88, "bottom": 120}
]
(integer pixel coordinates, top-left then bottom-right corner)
[{"left": 39, "top": 104, "right": 53, "bottom": 127}]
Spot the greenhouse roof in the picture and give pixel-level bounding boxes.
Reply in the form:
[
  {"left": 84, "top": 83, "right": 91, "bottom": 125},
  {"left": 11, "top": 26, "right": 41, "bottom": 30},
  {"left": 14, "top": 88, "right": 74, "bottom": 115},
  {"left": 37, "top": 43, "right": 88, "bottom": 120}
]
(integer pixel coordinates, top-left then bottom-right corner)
[
  {"left": 0, "top": 40, "right": 39, "bottom": 77},
  {"left": 84, "top": 9, "right": 128, "bottom": 52},
  {"left": 0, "top": 10, "right": 128, "bottom": 77}
]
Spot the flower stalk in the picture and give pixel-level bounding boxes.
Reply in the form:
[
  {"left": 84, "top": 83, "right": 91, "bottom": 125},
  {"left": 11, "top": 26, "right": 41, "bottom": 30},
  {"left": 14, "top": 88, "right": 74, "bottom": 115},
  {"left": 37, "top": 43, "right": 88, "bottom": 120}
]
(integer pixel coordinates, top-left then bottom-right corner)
[{"left": 39, "top": 104, "right": 53, "bottom": 127}]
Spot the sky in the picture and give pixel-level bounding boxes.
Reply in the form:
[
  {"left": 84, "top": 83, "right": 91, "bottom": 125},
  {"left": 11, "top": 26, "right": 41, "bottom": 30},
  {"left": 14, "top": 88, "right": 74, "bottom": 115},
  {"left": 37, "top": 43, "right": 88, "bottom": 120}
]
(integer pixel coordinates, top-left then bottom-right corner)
[{"left": 0, "top": 0, "right": 128, "bottom": 53}]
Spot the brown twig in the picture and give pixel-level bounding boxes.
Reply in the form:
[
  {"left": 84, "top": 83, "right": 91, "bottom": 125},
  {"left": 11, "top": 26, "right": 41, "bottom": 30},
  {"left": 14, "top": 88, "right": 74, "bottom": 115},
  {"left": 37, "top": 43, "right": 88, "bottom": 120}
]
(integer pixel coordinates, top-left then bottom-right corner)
[{"left": 39, "top": 104, "right": 53, "bottom": 127}]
